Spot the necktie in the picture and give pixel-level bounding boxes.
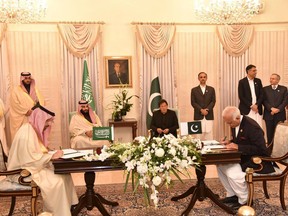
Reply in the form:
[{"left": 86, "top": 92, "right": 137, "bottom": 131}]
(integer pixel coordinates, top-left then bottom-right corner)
[{"left": 272, "top": 85, "right": 276, "bottom": 90}]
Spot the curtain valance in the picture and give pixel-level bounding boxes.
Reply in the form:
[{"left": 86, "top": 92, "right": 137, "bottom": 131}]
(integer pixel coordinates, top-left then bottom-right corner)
[
  {"left": 57, "top": 24, "right": 101, "bottom": 58},
  {"left": 136, "top": 25, "right": 176, "bottom": 58},
  {"left": 216, "top": 25, "right": 254, "bottom": 57}
]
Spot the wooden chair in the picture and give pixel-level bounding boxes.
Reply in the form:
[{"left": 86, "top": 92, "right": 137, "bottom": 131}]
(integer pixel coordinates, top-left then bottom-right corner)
[
  {"left": 0, "top": 140, "right": 40, "bottom": 216},
  {"left": 245, "top": 122, "right": 288, "bottom": 210}
]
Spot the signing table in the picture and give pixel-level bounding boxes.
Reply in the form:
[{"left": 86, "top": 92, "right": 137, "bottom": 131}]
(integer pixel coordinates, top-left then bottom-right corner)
[
  {"left": 53, "top": 149, "right": 241, "bottom": 216},
  {"left": 53, "top": 159, "right": 123, "bottom": 216},
  {"left": 171, "top": 150, "right": 241, "bottom": 215}
]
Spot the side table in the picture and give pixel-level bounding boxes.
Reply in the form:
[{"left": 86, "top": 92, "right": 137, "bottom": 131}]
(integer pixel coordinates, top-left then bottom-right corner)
[{"left": 108, "top": 118, "right": 137, "bottom": 139}]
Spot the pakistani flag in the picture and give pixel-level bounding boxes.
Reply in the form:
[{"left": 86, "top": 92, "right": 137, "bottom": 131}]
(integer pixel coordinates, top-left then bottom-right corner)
[
  {"left": 180, "top": 121, "right": 202, "bottom": 135},
  {"left": 146, "top": 75, "right": 162, "bottom": 129},
  {"left": 81, "top": 60, "right": 96, "bottom": 111}
]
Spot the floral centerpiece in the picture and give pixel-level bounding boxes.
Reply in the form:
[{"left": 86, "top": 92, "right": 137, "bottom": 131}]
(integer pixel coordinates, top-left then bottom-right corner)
[
  {"left": 98, "top": 134, "right": 202, "bottom": 207},
  {"left": 110, "top": 85, "right": 139, "bottom": 121}
]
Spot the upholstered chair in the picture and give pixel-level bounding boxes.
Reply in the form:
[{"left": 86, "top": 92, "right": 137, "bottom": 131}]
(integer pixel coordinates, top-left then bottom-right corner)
[
  {"left": 0, "top": 140, "right": 40, "bottom": 216},
  {"left": 245, "top": 122, "right": 288, "bottom": 210}
]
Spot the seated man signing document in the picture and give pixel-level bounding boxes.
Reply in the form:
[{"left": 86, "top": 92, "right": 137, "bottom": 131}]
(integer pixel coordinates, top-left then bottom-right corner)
[
  {"left": 69, "top": 100, "right": 109, "bottom": 148},
  {"left": 217, "top": 106, "right": 275, "bottom": 211},
  {"left": 8, "top": 105, "right": 78, "bottom": 216}
]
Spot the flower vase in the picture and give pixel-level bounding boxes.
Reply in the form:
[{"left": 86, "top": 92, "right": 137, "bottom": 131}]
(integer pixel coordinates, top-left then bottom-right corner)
[
  {"left": 121, "top": 110, "right": 127, "bottom": 120},
  {"left": 113, "top": 112, "right": 122, "bottom": 121}
]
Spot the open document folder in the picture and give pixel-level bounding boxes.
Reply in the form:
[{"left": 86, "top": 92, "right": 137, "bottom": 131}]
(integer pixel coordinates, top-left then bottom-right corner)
[
  {"left": 202, "top": 140, "right": 226, "bottom": 149},
  {"left": 49, "top": 149, "right": 93, "bottom": 159}
]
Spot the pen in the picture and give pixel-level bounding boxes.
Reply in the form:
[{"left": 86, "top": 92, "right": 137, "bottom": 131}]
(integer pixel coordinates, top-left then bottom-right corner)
[
  {"left": 223, "top": 136, "right": 227, "bottom": 141},
  {"left": 59, "top": 146, "right": 62, "bottom": 150},
  {"left": 63, "top": 151, "right": 79, "bottom": 156}
]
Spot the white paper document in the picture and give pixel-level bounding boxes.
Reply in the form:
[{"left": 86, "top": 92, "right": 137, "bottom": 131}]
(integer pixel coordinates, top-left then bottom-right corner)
[
  {"left": 49, "top": 149, "right": 93, "bottom": 159},
  {"left": 201, "top": 140, "right": 226, "bottom": 151},
  {"left": 202, "top": 140, "right": 221, "bottom": 145},
  {"left": 202, "top": 145, "right": 226, "bottom": 150}
]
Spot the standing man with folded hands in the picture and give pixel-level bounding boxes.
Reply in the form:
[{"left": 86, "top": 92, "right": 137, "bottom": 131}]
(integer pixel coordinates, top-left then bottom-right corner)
[
  {"left": 238, "top": 64, "right": 263, "bottom": 127},
  {"left": 191, "top": 72, "right": 216, "bottom": 140},
  {"left": 262, "top": 73, "right": 288, "bottom": 145}
]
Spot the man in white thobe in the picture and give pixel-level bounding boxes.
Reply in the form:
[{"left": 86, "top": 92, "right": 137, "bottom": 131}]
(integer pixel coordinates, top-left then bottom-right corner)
[
  {"left": 7, "top": 105, "right": 78, "bottom": 216},
  {"left": 9, "top": 72, "right": 44, "bottom": 141},
  {"left": 69, "top": 100, "right": 109, "bottom": 148}
]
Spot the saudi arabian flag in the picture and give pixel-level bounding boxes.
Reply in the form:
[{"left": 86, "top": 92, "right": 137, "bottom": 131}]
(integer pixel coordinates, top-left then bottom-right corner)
[
  {"left": 81, "top": 60, "right": 96, "bottom": 110},
  {"left": 146, "top": 74, "right": 162, "bottom": 129}
]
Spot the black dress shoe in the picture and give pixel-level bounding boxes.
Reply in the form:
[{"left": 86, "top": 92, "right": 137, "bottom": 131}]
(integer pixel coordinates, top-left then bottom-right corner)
[
  {"left": 230, "top": 202, "right": 246, "bottom": 213},
  {"left": 220, "top": 195, "right": 238, "bottom": 204},
  {"left": 229, "top": 201, "right": 253, "bottom": 213}
]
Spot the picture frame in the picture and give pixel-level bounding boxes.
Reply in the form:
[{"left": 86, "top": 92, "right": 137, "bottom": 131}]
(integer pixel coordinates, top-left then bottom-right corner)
[{"left": 105, "top": 56, "right": 132, "bottom": 88}]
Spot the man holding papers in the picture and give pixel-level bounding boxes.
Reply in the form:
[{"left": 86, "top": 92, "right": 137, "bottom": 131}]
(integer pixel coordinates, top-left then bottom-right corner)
[
  {"left": 69, "top": 100, "right": 109, "bottom": 148},
  {"left": 217, "top": 106, "right": 275, "bottom": 212}
]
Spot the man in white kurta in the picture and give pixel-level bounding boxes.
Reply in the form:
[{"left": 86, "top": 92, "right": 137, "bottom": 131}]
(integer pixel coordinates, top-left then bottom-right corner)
[
  {"left": 69, "top": 100, "right": 109, "bottom": 148},
  {"left": 9, "top": 72, "right": 44, "bottom": 141},
  {"left": 7, "top": 106, "right": 78, "bottom": 216}
]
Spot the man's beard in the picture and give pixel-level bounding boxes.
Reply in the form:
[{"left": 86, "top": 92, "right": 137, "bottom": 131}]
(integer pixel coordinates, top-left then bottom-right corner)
[
  {"left": 81, "top": 109, "right": 89, "bottom": 114},
  {"left": 22, "top": 81, "right": 31, "bottom": 93},
  {"left": 81, "top": 109, "right": 92, "bottom": 123}
]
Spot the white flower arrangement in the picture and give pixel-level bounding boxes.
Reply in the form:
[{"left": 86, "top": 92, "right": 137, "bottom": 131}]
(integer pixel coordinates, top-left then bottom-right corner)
[
  {"left": 98, "top": 134, "right": 202, "bottom": 207},
  {"left": 109, "top": 85, "right": 139, "bottom": 119}
]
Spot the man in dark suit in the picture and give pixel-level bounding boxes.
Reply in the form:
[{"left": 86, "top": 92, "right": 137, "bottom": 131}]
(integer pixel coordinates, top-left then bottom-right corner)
[
  {"left": 263, "top": 73, "right": 288, "bottom": 144},
  {"left": 191, "top": 72, "right": 216, "bottom": 140},
  {"left": 109, "top": 62, "right": 128, "bottom": 85},
  {"left": 238, "top": 64, "right": 263, "bottom": 127},
  {"left": 150, "top": 99, "right": 179, "bottom": 137},
  {"left": 218, "top": 106, "right": 275, "bottom": 211}
]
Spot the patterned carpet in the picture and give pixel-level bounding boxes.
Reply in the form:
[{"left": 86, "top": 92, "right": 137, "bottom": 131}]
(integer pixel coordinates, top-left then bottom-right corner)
[{"left": 0, "top": 178, "right": 287, "bottom": 216}]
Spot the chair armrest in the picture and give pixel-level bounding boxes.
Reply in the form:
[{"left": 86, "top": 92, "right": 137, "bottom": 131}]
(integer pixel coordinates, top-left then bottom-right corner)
[
  {"left": 248, "top": 153, "right": 288, "bottom": 173},
  {"left": 176, "top": 129, "right": 180, "bottom": 138},
  {"left": 249, "top": 157, "right": 264, "bottom": 173},
  {"left": 0, "top": 169, "right": 22, "bottom": 176},
  {"left": 19, "top": 169, "right": 32, "bottom": 186},
  {"left": 0, "top": 168, "right": 33, "bottom": 187},
  {"left": 148, "top": 129, "right": 153, "bottom": 138},
  {"left": 254, "top": 152, "right": 288, "bottom": 163}
]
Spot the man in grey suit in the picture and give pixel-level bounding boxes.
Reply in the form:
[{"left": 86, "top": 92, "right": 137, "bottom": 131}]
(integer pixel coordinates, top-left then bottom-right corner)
[
  {"left": 263, "top": 73, "right": 288, "bottom": 144},
  {"left": 191, "top": 72, "right": 216, "bottom": 140},
  {"left": 238, "top": 64, "right": 263, "bottom": 127}
]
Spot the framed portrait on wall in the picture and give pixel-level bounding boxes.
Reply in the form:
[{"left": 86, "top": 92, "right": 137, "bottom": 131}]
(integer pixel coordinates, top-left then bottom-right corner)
[{"left": 105, "top": 56, "right": 132, "bottom": 88}]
